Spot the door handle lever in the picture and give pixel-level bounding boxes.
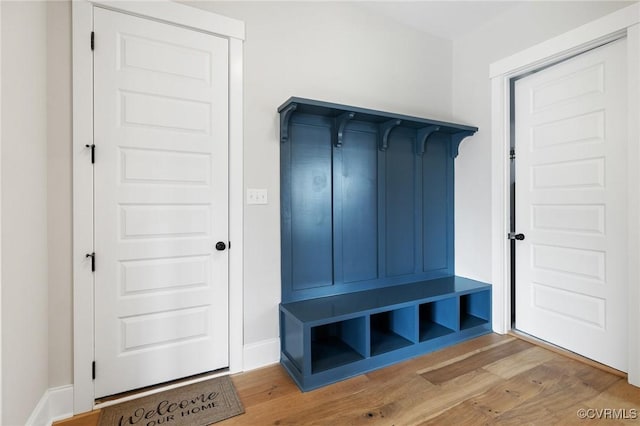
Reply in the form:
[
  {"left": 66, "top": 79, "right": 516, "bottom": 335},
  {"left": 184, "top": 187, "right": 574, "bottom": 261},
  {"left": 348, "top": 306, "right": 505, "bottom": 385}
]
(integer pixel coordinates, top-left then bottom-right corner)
[{"left": 508, "top": 233, "right": 525, "bottom": 241}]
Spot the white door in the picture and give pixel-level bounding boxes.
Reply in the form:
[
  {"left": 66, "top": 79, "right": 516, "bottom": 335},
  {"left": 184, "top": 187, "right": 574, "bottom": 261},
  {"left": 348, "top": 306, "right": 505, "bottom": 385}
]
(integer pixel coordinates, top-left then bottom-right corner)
[
  {"left": 93, "top": 8, "right": 229, "bottom": 397},
  {"left": 514, "top": 39, "right": 627, "bottom": 371}
]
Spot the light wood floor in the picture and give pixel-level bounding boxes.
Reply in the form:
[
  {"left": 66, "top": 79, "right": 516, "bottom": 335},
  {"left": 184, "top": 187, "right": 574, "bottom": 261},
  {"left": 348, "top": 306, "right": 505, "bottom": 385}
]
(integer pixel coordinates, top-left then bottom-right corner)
[{"left": 56, "top": 333, "right": 640, "bottom": 425}]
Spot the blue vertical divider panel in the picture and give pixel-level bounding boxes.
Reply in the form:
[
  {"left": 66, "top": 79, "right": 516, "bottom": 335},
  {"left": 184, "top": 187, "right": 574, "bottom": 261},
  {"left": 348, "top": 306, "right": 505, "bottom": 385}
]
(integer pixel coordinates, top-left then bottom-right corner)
[
  {"left": 341, "top": 316, "right": 369, "bottom": 358},
  {"left": 422, "top": 133, "right": 454, "bottom": 275},
  {"left": 390, "top": 306, "right": 417, "bottom": 342},
  {"left": 281, "top": 310, "right": 304, "bottom": 373},
  {"left": 385, "top": 128, "right": 416, "bottom": 278},
  {"left": 337, "top": 124, "right": 379, "bottom": 285},
  {"left": 289, "top": 116, "right": 333, "bottom": 291}
]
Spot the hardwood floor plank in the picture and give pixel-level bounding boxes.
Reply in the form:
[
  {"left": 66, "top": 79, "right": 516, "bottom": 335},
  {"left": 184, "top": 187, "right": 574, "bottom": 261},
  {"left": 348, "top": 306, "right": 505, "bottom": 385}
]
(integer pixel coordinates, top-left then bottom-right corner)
[
  {"left": 421, "top": 339, "right": 533, "bottom": 385},
  {"left": 414, "top": 335, "right": 516, "bottom": 376},
  {"left": 403, "top": 369, "right": 504, "bottom": 424},
  {"left": 510, "top": 331, "right": 627, "bottom": 378},
  {"left": 417, "top": 400, "right": 496, "bottom": 426},
  {"left": 366, "top": 333, "right": 512, "bottom": 380},
  {"left": 483, "top": 346, "right": 556, "bottom": 379},
  {"left": 229, "top": 365, "right": 298, "bottom": 407},
  {"left": 590, "top": 379, "right": 640, "bottom": 405},
  {"left": 222, "top": 373, "right": 372, "bottom": 425},
  {"left": 493, "top": 358, "right": 620, "bottom": 424},
  {"left": 53, "top": 410, "right": 100, "bottom": 426},
  {"left": 550, "top": 379, "right": 640, "bottom": 425},
  {"left": 468, "top": 363, "right": 565, "bottom": 418}
]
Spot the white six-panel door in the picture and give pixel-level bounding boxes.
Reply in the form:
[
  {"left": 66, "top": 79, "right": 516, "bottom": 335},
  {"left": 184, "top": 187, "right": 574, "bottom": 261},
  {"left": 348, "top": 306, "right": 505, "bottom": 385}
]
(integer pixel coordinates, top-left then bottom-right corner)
[
  {"left": 514, "top": 39, "right": 627, "bottom": 371},
  {"left": 93, "top": 7, "right": 229, "bottom": 397}
]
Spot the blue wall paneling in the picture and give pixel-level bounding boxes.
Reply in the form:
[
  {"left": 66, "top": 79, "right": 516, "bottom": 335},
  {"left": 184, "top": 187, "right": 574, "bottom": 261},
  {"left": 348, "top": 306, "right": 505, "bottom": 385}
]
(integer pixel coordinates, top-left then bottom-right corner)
[{"left": 278, "top": 97, "right": 490, "bottom": 391}]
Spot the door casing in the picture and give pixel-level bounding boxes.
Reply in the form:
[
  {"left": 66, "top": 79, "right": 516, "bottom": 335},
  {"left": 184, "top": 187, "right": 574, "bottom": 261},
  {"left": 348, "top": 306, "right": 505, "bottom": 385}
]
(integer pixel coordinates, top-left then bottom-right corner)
[
  {"left": 490, "top": 3, "right": 640, "bottom": 386},
  {"left": 72, "top": 0, "right": 245, "bottom": 413}
]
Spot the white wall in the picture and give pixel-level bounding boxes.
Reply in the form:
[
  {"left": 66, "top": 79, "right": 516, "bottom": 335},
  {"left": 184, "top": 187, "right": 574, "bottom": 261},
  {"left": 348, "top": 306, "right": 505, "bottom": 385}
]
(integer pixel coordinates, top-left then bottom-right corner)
[
  {"left": 47, "top": 0, "right": 72, "bottom": 389},
  {"left": 452, "top": 1, "right": 633, "bottom": 283},
  {"left": 1, "top": 1, "right": 49, "bottom": 424},
  {"left": 187, "top": 1, "right": 454, "bottom": 348}
]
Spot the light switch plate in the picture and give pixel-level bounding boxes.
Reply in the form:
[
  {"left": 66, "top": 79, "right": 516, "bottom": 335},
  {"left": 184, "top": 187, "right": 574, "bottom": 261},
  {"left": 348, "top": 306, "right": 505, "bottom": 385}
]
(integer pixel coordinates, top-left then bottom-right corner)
[{"left": 247, "top": 188, "right": 268, "bottom": 205}]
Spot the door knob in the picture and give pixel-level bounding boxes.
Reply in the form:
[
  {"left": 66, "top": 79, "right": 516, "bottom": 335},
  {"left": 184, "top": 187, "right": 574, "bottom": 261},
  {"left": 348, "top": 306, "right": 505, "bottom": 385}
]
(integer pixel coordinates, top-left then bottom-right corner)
[
  {"left": 215, "top": 241, "right": 227, "bottom": 251},
  {"left": 508, "top": 233, "right": 525, "bottom": 241}
]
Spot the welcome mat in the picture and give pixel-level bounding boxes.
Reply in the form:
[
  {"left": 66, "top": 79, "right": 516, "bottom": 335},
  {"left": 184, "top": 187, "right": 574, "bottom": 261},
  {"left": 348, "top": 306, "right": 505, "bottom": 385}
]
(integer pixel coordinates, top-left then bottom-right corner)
[{"left": 99, "top": 376, "right": 244, "bottom": 426}]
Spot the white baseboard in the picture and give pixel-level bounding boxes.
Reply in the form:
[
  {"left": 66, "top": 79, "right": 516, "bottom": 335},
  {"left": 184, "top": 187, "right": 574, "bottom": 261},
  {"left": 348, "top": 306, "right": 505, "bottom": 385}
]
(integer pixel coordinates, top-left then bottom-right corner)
[
  {"left": 243, "top": 338, "right": 280, "bottom": 371},
  {"left": 26, "top": 385, "right": 74, "bottom": 426}
]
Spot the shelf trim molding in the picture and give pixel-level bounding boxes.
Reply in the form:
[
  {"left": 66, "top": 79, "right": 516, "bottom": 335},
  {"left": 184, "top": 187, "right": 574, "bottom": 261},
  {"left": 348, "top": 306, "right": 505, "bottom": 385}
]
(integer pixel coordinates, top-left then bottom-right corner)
[
  {"left": 450, "top": 130, "right": 476, "bottom": 158},
  {"left": 378, "top": 119, "right": 402, "bottom": 151},
  {"left": 280, "top": 103, "right": 298, "bottom": 144},
  {"left": 415, "top": 125, "right": 441, "bottom": 156},
  {"left": 334, "top": 112, "right": 355, "bottom": 147}
]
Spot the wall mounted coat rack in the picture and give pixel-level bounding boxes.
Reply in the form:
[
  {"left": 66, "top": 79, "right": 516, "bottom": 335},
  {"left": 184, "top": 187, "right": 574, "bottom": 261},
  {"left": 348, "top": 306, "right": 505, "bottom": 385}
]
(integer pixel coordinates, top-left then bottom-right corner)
[{"left": 278, "top": 97, "right": 491, "bottom": 391}]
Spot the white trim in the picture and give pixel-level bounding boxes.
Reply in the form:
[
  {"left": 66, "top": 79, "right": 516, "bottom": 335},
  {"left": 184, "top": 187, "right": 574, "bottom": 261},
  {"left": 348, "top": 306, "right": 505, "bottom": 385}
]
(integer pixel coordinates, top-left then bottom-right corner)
[
  {"left": 91, "top": 1, "right": 245, "bottom": 40},
  {"left": 490, "top": 3, "right": 640, "bottom": 384},
  {"left": 25, "top": 386, "right": 74, "bottom": 426},
  {"left": 0, "top": 1, "right": 3, "bottom": 422},
  {"left": 228, "top": 37, "right": 244, "bottom": 374},
  {"left": 72, "top": 0, "right": 245, "bottom": 413},
  {"left": 26, "top": 389, "right": 49, "bottom": 426},
  {"left": 242, "top": 338, "right": 280, "bottom": 372},
  {"left": 72, "top": 0, "right": 95, "bottom": 413},
  {"left": 490, "top": 4, "right": 638, "bottom": 78},
  {"left": 490, "top": 75, "right": 511, "bottom": 335},
  {"left": 626, "top": 23, "right": 640, "bottom": 387}
]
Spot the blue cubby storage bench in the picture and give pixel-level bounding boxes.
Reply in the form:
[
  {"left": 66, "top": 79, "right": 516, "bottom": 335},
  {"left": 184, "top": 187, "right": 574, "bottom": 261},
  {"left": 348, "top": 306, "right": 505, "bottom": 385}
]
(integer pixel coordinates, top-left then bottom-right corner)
[{"left": 278, "top": 97, "right": 491, "bottom": 391}]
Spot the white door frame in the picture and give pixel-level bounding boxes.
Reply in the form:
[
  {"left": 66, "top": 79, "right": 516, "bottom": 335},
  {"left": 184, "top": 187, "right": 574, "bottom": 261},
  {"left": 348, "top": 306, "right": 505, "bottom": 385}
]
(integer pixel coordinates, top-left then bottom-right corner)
[
  {"left": 0, "top": 2, "right": 3, "bottom": 422},
  {"left": 72, "top": 0, "right": 245, "bottom": 413},
  {"left": 490, "top": 3, "right": 640, "bottom": 385}
]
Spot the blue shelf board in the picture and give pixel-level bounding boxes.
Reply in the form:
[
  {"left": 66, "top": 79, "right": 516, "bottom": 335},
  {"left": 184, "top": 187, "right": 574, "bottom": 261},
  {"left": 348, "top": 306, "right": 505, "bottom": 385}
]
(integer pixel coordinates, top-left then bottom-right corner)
[
  {"left": 370, "top": 329, "right": 413, "bottom": 356},
  {"left": 278, "top": 97, "right": 478, "bottom": 134},
  {"left": 312, "top": 337, "right": 365, "bottom": 374},
  {"left": 419, "top": 322, "right": 456, "bottom": 342},
  {"left": 281, "top": 276, "right": 490, "bottom": 325},
  {"left": 461, "top": 314, "right": 489, "bottom": 330}
]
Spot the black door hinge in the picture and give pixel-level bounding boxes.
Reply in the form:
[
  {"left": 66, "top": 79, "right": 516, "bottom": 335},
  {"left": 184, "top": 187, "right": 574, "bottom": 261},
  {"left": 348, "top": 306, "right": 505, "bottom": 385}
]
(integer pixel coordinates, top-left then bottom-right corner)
[
  {"left": 86, "top": 252, "right": 95, "bottom": 272},
  {"left": 92, "top": 361, "right": 96, "bottom": 380},
  {"left": 91, "top": 32, "right": 95, "bottom": 51},
  {"left": 508, "top": 232, "right": 525, "bottom": 241},
  {"left": 510, "top": 149, "right": 516, "bottom": 160},
  {"left": 85, "top": 144, "right": 95, "bottom": 164}
]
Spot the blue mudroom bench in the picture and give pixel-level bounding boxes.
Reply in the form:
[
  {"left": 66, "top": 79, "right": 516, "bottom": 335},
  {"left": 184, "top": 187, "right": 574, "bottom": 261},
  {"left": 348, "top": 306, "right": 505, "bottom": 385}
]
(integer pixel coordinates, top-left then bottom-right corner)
[{"left": 278, "top": 97, "right": 491, "bottom": 391}]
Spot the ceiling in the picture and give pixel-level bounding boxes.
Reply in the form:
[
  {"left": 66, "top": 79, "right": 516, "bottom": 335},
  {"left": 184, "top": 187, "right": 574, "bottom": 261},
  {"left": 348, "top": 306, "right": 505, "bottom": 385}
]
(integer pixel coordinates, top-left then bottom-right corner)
[{"left": 358, "top": 1, "right": 521, "bottom": 40}]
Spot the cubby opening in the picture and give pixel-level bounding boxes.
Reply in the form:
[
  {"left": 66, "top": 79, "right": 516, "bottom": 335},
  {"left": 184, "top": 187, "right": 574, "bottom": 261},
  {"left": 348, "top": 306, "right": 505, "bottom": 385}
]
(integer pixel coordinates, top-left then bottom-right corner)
[
  {"left": 311, "top": 317, "right": 367, "bottom": 373},
  {"left": 370, "top": 307, "right": 415, "bottom": 356},
  {"left": 460, "top": 290, "right": 491, "bottom": 330},
  {"left": 419, "top": 297, "right": 457, "bottom": 342}
]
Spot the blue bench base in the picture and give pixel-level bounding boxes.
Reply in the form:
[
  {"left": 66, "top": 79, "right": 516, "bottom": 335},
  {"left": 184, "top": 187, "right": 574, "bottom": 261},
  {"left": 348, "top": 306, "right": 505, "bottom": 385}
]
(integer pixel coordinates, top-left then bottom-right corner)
[{"left": 279, "top": 276, "right": 492, "bottom": 392}]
